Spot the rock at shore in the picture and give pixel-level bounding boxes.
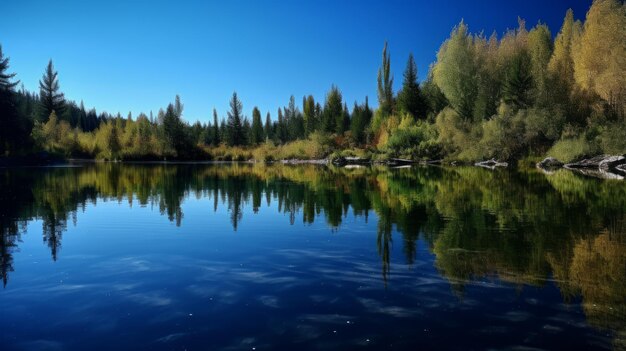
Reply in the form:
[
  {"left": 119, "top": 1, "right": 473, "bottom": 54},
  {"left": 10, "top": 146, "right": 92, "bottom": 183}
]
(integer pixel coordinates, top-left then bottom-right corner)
[{"left": 565, "top": 155, "right": 625, "bottom": 170}]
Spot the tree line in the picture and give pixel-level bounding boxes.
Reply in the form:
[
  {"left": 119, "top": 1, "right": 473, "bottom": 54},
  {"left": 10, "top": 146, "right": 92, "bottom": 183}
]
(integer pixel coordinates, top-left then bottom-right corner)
[{"left": 0, "top": 0, "right": 624, "bottom": 162}]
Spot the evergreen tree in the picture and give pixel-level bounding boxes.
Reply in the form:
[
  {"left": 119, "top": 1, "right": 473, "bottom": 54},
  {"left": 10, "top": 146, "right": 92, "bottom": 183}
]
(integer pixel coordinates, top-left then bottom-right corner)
[
  {"left": 322, "top": 85, "right": 343, "bottom": 133},
  {"left": 339, "top": 102, "right": 350, "bottom": 134},
  {"left": 38, "top": 60, "right": 65, "bottom": 121},
  {"left": 396, "top": 53, "right": 426, "bottom": 119},
  {"left": 377, "top": 42, "right": 394, "bottom": 117},
  {"left": 226, "top": 92, "right": 245, "bottom": 146},
  {"left": 212, "top": 108, "right": 220, "bottom": 146},
  {"left": 162, "top": 103, "right": 184, "bottom": 156},
  {"left": 303, "top": 95, "right": 316, "bottom": 136},
  {"left": 250, "top": 106, "right": 264, "bottom": 145},
  {"left": 0, "top": 45, "right": 25, "bottom": 155},
  {"left": 264, "top": 112, "right": 272, "bottom": 141},
  {"left": 276, "top": 108, "right": 287, "bottom": 143},
  {"left": 502, "top": 51, "right": 533, "bottom": 110}
]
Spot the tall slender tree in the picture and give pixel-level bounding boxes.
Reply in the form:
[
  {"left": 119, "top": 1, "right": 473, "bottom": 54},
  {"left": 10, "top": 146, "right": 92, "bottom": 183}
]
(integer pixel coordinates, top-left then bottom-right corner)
[
  {"left": 377, "top": 41, "right": 394, "bottom": 117},
  {"left": 39, "top": 60, "right": 65, "bottom": 121},
  {"left": 212, "top": 108, "right": 220, "bottom": 146},
  {"left": 226, "top": 92, "right": 245, "bottom": 146},
  {"left": 0, "top": 45, "right": 24, "bottom": 155},
  {"left": 250, "top": 106, "right": 264, "bottom": 145},
  {"left": 264, "top": 112, "right": 272, "bottom": 141}
]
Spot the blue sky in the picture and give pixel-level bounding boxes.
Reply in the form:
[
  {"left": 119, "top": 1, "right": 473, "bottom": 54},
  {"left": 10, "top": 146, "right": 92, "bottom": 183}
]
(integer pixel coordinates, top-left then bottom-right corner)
[{"left": 2, "top": 0, "right": 591, "bottom": 123}]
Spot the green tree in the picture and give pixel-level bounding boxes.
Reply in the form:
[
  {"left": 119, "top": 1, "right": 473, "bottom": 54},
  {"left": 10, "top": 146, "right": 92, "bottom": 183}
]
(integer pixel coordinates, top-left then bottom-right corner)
[
  {"left": 322, "top": 85, "right": 343, "bottom": 133},
  {"left": 250, "top": 106, "right": 264, "bottom": 145},
  {"left": 528, "top": 24, "right": 553, "bottom": 106},
  {"left": 433, "top": 21, "right": 479, "bottom": 120},
  {"left": 264, "top": 112, "right": 272, "bottom": 141},
  {"left": 0, "top": 45, "right": 25, "bottom": 155},
  {"left": 502, "top": 51, "right": 533, "bottom": 110},
  {"left": 377, "top": 41, "right": 394, "bottom": 117},
  {"left": 303, "top": 95, "right": 316, "bottom": 136},
  {"left": 212, "top": 108, "right": 220, "bottom": 146},
  {"left": 38, "top": 60, "right": 65, "bottom": 121},
  {"left": 226, "top": 92, "right": 245, "bottom": 146},
  {"left": 162, "top": 103, "right": 184, "bottom": 156},
  {"left": 397, "top": 53, "right": 426, "bottom": 119}
]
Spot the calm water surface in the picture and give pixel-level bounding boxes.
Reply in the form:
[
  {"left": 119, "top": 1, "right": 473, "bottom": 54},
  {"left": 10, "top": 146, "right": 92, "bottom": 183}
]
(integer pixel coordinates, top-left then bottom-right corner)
[{"left": 1, "top": 163, "right": 625, "bottom": 350}]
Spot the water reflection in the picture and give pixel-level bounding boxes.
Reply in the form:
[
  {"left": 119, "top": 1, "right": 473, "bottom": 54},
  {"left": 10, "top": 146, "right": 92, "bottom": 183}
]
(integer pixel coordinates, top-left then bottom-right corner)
[{"left": 1, "top": 163, "right": 625, "bottom": 348}]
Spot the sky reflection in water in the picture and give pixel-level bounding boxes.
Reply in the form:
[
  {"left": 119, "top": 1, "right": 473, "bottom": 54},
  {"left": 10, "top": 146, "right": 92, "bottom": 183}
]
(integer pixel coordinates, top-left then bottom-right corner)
[{"left": 0, "top": 163, "right": 625, "bottom": 350}]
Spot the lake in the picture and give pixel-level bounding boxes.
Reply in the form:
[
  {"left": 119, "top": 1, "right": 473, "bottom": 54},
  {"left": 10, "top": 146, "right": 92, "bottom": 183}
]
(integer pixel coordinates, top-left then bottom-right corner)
[{"left": 1, "top": 163, "right": 625, "bottom": 350}]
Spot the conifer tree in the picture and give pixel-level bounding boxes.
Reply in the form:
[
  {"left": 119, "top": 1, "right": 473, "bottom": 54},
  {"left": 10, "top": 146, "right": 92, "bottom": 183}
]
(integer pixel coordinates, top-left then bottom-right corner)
[
  {"left": 212, "top": 108, "right": 220, "bottom": 146},
  {"left": 39, "top": 60, "right": 65, "bottom": 121},
  {"left": 397, "top": 53, "right": 426, "bottom": 119},
  {"left": 250, "top": 106, "right": 264, "bottom": 145},
  {"left": 0, "top": 45, "right": 24, "bottom": 155},
  {"left": 264, "top": 112, "right": 272, "bottom": 141},
  {"left": 226, "top": 92, "right": 245, "bottom": 146}
]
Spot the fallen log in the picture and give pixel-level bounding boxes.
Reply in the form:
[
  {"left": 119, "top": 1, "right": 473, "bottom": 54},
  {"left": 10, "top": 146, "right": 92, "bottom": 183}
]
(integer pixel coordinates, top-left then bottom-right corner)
[{"left": 474, "top": 158, "right": 508, "bottom": 169}]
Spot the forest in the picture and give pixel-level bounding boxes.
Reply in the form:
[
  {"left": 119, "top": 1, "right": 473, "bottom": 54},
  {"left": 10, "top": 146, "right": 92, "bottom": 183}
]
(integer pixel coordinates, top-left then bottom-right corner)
[{"left": 0, "top": 0, "right": 624, "bottom": 164}]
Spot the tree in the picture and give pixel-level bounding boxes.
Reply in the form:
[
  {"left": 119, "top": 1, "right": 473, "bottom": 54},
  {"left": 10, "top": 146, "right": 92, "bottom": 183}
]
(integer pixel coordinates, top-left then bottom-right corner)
[
  {"left": 574, "top": 0, "right": 626, "bottom": 116},
  {"left": 528, "top": 24, "right": 553, "bottom": 106},
  {"left": 226, "top": 92, "right": 245, "bottom": 146},
  {"left": 433, "top": 21, "right": 479, "bottom": 120},
  {"left": 250, "top": 106, "right": 264, "bottom": 145},
  {"left": 0, "top": 45, "right": 25, "bottom": 155},
  {"left": 276, "top": 108, "right": 287, "bottom": 143},
  {"left": 162, "top": 103, "right": 184, "bottom": 156},
  {"left": 397, "top": 53, "right": 426, "bottom": 119},
  {"left": 377, "top": 41, "right": 394, "bottom": 117},
  {"left": 212, "top": 108, "right": 220, "bottom": 146},
  {"left": 548, "top": 10, "right": 580, "bottom": 106},
  {"left": 502, "top": 51, "right": 533, "bottom": 110},
  {"left": 39, "top": 60, "right": 65, "bottom": 121},
  {"left": 264, "top": 112, "right": 272, "bottom": 141},
  {"left": 303, "top": 95, "right": 316, "bottom": 136},
  {"left": 322, "top": 85, "right": 343, "bottom": 133},
  {"left": 350, "top": 97, "right": 372, "bottom": 144}
]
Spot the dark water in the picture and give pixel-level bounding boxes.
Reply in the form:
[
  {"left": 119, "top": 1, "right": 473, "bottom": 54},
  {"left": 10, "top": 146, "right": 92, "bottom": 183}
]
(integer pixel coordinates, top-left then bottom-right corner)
[{"left": 1, "top": 163, "right": 625, "bottom": 351}]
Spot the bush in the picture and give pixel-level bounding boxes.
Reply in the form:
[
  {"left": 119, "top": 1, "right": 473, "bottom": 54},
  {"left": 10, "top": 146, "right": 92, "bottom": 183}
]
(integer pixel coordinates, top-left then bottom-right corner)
[
  {"left": 385, "top": 120, "right": 442, "bottom": 159},
  {"left": 547, "top": 134, "right": 600, "bottom": 163}
]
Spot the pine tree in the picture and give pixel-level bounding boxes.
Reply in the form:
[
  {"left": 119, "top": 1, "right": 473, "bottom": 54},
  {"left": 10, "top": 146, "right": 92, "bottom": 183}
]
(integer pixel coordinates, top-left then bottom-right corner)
[
  {"left": 250, "top": 106, "right": 264, "bottom": 145},
  {"left": 377, "top": 41, "right": 394, "bottom": 117},
  {"left": 226, "top": 92, "right": 245, "bottom": 146},
  {"left": 264, "top": 112, "right": 272, "bottom": 141},
  {"left": 323, "top": 85, "right": 343, "bottom": 133},
  {"left": 212, "top": 108, "right": 220, "bottom": 146},
  {"left": 0, "top": 45, "right": 24, "bottom": 155},
  {"left": 39, "top": 60, "right": 65, "bottom": 121},
  {"left": 396, "top": 53, "right": 426, "bottom": 119},
  {"left": 303, "top": 95, "right": 316, "bottom": 136}
]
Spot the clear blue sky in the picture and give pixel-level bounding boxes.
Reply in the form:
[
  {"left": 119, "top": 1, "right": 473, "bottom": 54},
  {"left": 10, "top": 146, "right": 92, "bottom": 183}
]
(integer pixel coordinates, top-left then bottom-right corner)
[{"left": 1, "top": 0, "right": 591, "bottom": 124}]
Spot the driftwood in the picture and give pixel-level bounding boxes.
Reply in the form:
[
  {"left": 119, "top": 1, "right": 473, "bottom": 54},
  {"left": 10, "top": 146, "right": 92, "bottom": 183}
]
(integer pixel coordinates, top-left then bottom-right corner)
[
  {"left": 474, "top": 158, "right": 508, "bottom": 169},
  {"left": 281, "top": 159, "right": 328, "bottom": 165}
]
